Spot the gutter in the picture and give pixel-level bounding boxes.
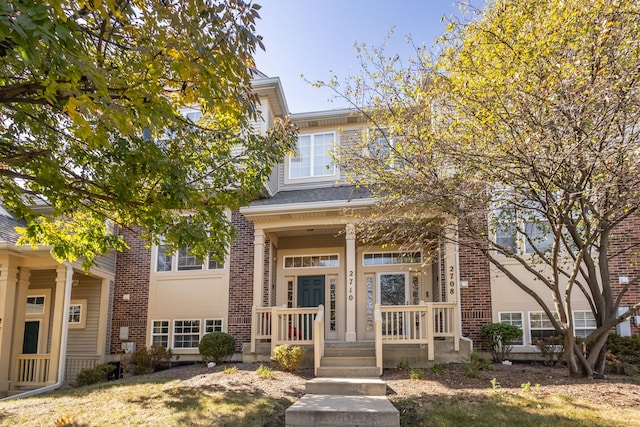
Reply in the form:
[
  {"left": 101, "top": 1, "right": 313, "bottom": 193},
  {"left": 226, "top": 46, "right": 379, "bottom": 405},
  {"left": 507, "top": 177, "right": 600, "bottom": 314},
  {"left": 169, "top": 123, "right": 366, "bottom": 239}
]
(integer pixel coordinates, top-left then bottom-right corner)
[
  {"left": 240, "top": 198, "right": 374, "bottom": 217},
  {"left": 0, "top": 261, "right": 73, "bottom": 401}
]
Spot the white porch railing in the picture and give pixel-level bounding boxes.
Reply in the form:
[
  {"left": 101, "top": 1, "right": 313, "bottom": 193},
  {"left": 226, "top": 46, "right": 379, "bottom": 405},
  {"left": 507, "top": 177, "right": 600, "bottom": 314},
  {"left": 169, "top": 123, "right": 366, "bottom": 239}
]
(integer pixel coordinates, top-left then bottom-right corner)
[
  {"left": 313, "top": 305, "right": 325, "bottom": 376},
  {"left": 16, "top": 354, "right": 51, "bottom": 386},
  {"left": 374, "top": 301, "right": 459, "bottom": 362},
  {"left": 251, "top": 305, "right": 321, "bottom": 350}
]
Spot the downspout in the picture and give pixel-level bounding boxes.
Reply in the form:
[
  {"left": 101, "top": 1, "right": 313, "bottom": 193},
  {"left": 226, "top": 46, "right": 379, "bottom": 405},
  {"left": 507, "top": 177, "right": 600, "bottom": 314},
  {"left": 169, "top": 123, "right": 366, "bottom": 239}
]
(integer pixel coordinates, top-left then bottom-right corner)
[
  {"left": 453, "top": 228, "right": 473, "bottom": 352},
  {"left": 0, "top": 261, "right": 73, "bottom": 401}
]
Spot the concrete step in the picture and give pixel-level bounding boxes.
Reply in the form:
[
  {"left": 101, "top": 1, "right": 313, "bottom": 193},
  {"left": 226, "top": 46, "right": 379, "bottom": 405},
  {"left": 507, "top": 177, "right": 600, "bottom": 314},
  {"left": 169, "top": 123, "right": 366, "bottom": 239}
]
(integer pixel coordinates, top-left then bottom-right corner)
[
  {"left": 305, "top": 378, "right": 387, "bottom": 396},
  {"left": 324, "top": 347, "right": 375, "bottom": 358},
  {"left": 317, "top": 366, "right": 381, "bottom": 377},
  {"left": 325, "top": 341, "right": 375, "bottom": 349},
  {"left": 285, "top": 394, "right": 399, "bottom": 427},
  {"left": 321, "top": 356, "right": 377, "bottom": 367}
]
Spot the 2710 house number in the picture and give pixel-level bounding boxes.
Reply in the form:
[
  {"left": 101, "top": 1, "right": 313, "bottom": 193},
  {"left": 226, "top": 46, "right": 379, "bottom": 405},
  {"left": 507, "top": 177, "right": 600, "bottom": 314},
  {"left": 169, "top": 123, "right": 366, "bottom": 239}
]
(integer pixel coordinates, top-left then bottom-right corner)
[{"left": 348, "top": 270, "right": 354, "bottom": 301}]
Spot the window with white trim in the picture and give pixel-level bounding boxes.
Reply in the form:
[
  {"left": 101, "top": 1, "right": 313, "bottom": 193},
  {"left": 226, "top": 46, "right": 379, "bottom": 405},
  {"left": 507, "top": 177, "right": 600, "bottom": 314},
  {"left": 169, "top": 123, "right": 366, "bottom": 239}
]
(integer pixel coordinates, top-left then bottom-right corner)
[
  {"left": 529, "top": 312, "right": 560, "bottom": 342},
  {"left": 156, "top": 245, "right": 224, "bottom": 272},
  {"left": 524, "top": 219, "right": 553, "bottom": 254},
  {"left": 26, "top": 296, "right": 45, "bottom": 314},
  {"left": 289, "top": 132, "right": 335, "bottom": 179},
  {"left": 68, "top": 299, "right": 87, "bottom": 329},
  {"left": 284, "top": 254, "right": 339, "bottom": 268},
  {"left": 499, "top": 312, "right": 524, "bottom": 345},
  {"left": 573, "top": 311, "right": 597, "bottom": 338},
  {"left": 367, "top": 128, "right": 403, "bottom": 169},
  {"left": 492, "top": 206, "right": 518, "bottom": 255},
  {"left": 363, "top": 252, "right": 421, "bottom": 265},
  {"left": 204, "top": 319, "right": 224, "bottom": 333},
  {"left": 173, "top": 320, "right": 201, "bottom": 348},
  {"left": 152, "top": 320, "right": 169, "bottom": 348}
]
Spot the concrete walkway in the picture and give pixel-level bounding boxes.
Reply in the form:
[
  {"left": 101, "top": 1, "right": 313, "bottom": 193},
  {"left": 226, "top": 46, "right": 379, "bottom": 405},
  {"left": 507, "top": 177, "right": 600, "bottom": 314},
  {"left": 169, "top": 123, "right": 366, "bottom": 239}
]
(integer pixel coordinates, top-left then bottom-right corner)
[{"left": 285, "top": 378, "right": 399, "bottom": 427}]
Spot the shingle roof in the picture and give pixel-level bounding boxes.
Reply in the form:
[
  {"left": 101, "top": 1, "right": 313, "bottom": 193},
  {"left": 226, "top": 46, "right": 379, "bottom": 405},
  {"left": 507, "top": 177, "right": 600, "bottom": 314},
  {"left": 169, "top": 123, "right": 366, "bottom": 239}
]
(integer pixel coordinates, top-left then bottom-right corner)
[
  {"left": 0, "top": 211, "right": 24, "bottom": 243},
  {"left": 250, "top": 185, "right": 371, "bottom": 207}
]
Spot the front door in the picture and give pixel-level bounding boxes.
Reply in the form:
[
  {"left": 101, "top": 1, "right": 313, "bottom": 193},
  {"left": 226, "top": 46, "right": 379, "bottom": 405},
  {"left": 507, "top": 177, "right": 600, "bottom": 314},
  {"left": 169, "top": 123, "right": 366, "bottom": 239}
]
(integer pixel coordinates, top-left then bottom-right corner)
[
  {"left": 297, "top": 275, "right": 325, "bottom": 308},
  {"left": 22, "top": 320, "right": 40, "bottom": 354},
  {"left": 297, "top": 276, "right": 325, "bottom": 340}
]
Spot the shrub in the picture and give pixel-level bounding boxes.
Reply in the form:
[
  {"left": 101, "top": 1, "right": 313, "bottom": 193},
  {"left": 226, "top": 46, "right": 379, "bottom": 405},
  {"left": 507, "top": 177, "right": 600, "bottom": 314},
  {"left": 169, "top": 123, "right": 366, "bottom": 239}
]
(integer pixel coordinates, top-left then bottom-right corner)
[
  {"left": 409, "top": 368, "right": 424, "bottom": 380},
  {"left": 199, "top": 332, "right": 235, "bottom": 364},
  {"left": 429, "top": 363, "right": 446, "bottom": 374},
  {"left": 533, "top": 335, "right": 564, "bottom": 366},
  {"left": 480, "top": 323, "right": 523, "bottom": 362},
  {"left": 607, "top": 334, "right": 640, "bottom": 364},
  {"left": 271, "top": 344, "right": 306, "bottom": 372},
  {"left": 256, "top": 364, "right": 274, "bottom": 379},
  {"left": 76, "top": 363, "right": 116, "bottom": 386},
  {"left": 223, "top": 365, "right": 238, "bottom": 374},
  {"left": 397, "top": 360, "right": 410, "bottom": 370},
  {"left": 463, "top": 364, "right": 478, "bottom": 378},
  {"left": 126, "top": 346, "right": 173, "bottom": 375}
]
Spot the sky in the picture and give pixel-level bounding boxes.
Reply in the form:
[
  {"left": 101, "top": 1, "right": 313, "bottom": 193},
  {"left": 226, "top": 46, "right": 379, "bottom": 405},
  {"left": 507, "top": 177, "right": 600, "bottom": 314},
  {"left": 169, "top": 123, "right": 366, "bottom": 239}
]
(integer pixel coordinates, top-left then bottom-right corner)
[{"left": 253, "top": 1, "right": 481, "bottom": 113}]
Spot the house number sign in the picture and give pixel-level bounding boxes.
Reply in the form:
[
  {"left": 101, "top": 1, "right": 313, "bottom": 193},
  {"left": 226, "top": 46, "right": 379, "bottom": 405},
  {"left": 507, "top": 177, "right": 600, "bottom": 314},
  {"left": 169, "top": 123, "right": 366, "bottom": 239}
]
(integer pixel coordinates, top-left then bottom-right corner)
[
  {"left": 449, "top": 265, "right": 456, "bottom": 295},
  {"left": 348, "top": 270, "right": 354, "bottom": 301}
]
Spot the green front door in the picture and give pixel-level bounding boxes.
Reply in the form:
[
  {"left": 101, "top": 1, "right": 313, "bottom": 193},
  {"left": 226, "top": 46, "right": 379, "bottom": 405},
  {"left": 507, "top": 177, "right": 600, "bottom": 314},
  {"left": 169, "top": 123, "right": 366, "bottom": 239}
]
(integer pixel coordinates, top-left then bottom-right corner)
[
  {"left": 297, "top": 275, "right": 325, "bottom": 307},
  {"left": 296, "top": 276, "right": 325, "bottom": 340},
  {"left": 22, "top": 321, "right": 40, "bottom": 354}
]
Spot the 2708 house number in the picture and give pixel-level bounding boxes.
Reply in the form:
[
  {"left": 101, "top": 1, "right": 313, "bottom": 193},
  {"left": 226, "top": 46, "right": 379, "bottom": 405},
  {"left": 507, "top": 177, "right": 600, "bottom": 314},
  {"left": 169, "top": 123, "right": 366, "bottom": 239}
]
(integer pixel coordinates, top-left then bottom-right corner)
[{"left": 449, "top": 266, "right": 456, "bottom": 295}]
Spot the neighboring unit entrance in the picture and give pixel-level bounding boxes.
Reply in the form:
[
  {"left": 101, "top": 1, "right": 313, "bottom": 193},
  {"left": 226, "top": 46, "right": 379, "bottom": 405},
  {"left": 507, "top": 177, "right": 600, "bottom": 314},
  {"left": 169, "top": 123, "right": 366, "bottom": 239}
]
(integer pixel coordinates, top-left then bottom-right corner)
[
  {"left": 22, "top": 320, "right": 40, "bottom": 354},
  {"left": 297, "top": 275, "right": 325, "bottom": 308}
]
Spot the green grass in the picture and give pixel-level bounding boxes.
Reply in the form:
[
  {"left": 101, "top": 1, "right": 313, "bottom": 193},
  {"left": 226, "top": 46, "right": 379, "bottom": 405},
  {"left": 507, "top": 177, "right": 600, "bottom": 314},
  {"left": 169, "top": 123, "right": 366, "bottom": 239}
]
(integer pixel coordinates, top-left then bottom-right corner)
[
  {"left": 0, "top": 377, "right": 292, "bottom": 426},
  {"left": 391, "top": 392, "right": 640, "bottom": 427}
]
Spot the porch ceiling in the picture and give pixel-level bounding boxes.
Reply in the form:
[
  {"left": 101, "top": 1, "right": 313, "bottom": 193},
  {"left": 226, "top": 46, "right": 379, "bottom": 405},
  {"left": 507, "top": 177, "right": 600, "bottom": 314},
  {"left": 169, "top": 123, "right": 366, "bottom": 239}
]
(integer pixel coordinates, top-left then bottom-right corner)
[{"left": 270, "top": 226, "right": 344, "bottom": 238}]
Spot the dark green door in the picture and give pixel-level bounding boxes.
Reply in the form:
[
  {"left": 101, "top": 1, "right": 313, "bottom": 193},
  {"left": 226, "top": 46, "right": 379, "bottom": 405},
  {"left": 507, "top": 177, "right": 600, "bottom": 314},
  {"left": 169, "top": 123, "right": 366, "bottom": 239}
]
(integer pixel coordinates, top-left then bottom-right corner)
[
  {"left": 22, "top": 321, "right": 40, "bottom": 354},
  {"left": 297, "top": 275, "right": 325, "bottom": 307},
  {"left": 296, "top": 276, "right": 325, "bottom": 340}
]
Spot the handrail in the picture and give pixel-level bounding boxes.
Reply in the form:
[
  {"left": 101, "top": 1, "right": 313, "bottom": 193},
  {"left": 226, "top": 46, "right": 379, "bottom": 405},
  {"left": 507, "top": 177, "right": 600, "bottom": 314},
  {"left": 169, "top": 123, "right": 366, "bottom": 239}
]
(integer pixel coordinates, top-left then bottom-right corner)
[
  {"left": 313, "top": 305, "right": 325, "bottom": 376},
  {"left": 374, "top": 304, "right": 383, "bottom": 375}
]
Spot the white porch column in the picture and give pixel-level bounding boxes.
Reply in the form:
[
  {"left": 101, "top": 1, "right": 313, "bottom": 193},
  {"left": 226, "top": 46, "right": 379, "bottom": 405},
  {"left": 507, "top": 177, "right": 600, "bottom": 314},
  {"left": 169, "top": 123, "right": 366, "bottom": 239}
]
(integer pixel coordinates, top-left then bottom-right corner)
[
  {"left": 345, "top": 223, "right": 357, "bottom": 342},
  {"left": 48, "top": 265, "right": 69, "bottom": 383},
  {"left": 0, "top": 260, "right": 19, "bottom": 395},
  {"left": 443, "top": 226, "right": 459, "bottom": 303},
  {"left": 252, "top": 228, "right": 266, "bottom": 308}
]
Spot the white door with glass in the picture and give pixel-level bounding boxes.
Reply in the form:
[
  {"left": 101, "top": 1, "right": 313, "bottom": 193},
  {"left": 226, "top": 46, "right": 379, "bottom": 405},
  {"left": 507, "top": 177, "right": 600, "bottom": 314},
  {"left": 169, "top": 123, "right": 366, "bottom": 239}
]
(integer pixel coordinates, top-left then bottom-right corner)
[{"left": 377, "top": 272, "right": 409, "bottom": 336}]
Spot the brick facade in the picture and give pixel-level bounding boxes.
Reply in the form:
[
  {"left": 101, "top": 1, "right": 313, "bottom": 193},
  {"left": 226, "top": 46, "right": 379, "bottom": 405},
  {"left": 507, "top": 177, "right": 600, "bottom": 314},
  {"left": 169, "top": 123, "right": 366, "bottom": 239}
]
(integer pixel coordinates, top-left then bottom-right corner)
[
  {"left": 608, "top": 214, "right": 640, "bottom": 335},
  {"left": 228, "top": 211, "right": 255, "bottom": 351},
  {"left": 458, "top": 245, "right": 493, "bottom": 351},
  {"left": 110, "top": 227, "right": 150, "bottom": 354}
]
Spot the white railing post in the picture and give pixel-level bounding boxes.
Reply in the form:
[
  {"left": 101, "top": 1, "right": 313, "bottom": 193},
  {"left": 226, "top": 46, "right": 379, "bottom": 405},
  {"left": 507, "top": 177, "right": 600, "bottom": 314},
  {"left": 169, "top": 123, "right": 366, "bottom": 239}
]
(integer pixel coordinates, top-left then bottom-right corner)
[
  {"left": 270, "top": 306, "right": 278, "bottom": 353},
  {"left": 374, "top": 304, "right": 383, "bottom": 375},
  {"left": 313, "top": 305, "right": 325, "bottom": 376},
  {"left": 453, "top": 303, "right": 460, "bottom": 351},
  {"left": 251, "top": 306, "right": 257, "bottom": 354},
  {"left": 427, "top": 303, "right": 435, "bottom": 361}
]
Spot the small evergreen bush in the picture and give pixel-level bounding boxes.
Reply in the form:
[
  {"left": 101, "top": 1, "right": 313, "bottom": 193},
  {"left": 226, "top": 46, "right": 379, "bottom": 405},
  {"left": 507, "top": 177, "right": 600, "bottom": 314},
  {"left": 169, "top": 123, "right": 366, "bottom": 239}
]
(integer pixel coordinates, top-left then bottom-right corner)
[
  {"left": 480, "top": 323, "right": 522, "bottom": 362},
  {"left": 127, "top": 346, "right": 173, "bottom": 375},
  {"left": 199, "top": 332, "right": 236, "bottom": 363},
  {"left": 409, "top": 368, "right": 424, "bottom": 380},
  {"left": 76, "top": 363, "right": 116, "bottom": 386},
  {"left": 270, "top": 344, "right": 305, "bottom": 372}
]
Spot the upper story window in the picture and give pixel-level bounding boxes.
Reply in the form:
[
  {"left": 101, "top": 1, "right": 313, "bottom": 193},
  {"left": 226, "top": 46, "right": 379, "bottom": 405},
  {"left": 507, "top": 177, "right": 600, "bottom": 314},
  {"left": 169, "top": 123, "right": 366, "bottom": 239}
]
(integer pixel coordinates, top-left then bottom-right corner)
[
  {"left": 492, "top": 201, "right": 553, "bottom": 256},
  {"left": 156, "top": 243, "right": 224, "bottom": 273},
  {"left": 289, "top": 132, "right": 335, "bottom": 179}
]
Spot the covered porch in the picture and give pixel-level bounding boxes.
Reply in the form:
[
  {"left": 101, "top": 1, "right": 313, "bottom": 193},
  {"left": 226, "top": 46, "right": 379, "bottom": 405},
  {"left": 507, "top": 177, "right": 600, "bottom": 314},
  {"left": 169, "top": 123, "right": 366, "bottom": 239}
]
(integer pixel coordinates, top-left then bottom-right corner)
[
  {"left": 0, "top": 250, "right": 114, "bottom": 397},
  {"left": 240, "top": 190, "right": 469, "bottom": 372}
]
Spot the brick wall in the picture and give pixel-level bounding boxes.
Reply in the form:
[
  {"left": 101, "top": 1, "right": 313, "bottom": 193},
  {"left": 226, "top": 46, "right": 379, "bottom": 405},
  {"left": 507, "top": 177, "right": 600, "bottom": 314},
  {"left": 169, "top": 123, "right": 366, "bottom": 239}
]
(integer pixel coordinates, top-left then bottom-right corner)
[
  {"left": 608, "top": 214, "right": 640, "bottom": 336},
  {"left": 110, "top": 227, "right": 150, "bottom": 354},
  {"left": 459, "top": 244, "right": 493, "bottom": 351},
  {"left": 228, "top": 211, "right": 255, "bottom": 351}
]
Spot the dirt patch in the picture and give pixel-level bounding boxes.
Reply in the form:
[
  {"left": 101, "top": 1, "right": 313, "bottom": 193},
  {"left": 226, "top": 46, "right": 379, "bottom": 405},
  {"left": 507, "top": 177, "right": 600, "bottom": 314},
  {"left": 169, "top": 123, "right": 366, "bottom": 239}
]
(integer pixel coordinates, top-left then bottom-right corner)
[{"left": 146, "top": 362, "right": 640, "bottom": 408}]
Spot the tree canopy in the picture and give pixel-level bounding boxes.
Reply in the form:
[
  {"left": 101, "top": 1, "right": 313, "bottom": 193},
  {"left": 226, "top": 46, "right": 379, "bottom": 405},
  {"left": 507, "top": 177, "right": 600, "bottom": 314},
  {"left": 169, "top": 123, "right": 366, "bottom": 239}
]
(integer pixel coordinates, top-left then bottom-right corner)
[
  {"left": 0, "top": 0, "right": 296, "bottom": 268},
  {"left": 326, "top": 0, "right": 640, "bottom": 377}
]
